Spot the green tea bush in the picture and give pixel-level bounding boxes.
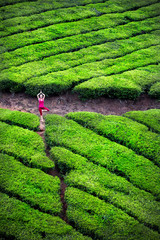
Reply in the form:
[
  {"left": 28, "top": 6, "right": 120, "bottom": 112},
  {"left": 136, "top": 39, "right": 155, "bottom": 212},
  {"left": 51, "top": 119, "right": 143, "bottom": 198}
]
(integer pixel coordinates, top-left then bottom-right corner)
[
  {"left": 1, "top": 31, "right": 159, "bottom": 95},
  {"left": 2, "top": 3, "right": 160, "bottom": 52},
  {"left": 25, "top": 44, "right": 160, "bottom": 97},
  {"left": 0, "top": 108, "right": 39, "bottom": 130},
  {"left": 1, "top": 0, "right": 158, "bottom": 19},
  {"left": 0, "top": 121, "right": 54, "bottom": 170},
  {"left": 73, "top": 45, "right": 160, "bottom": 100},
  {"left": 50, "top": 146, "right": 160, "bottom": 230},
  {"left": 1, "top": 16, "right": 159, "bottom": 70},
  {"left": 65, "top": 187, "right": 160, "bottom": 239},
  {"left": 0, "top": 192, "right": 90, "bottom": 240},
  {"left": 1, "top": 1, "right": 159, "bottom": 37},
  {"left": 66, "top": 112, "right": 160, "bottom": 164},
  {"left": 50, "top": 146, "right": 160, "bottom": 198},
  {"left": 0, "top": 0, "right": 105, "bottom": 20},
  {"left": 0, "top": 153, "right": 61, "bottom": 215},
  {"left": 45, "top": 115, "right": 160, "bottom": 195},
  {"left": 123, "top": 109, "right": 160, "bottom": 133},
  {"left": 149, "top": 82, "right": 160, "bottom": 99}
]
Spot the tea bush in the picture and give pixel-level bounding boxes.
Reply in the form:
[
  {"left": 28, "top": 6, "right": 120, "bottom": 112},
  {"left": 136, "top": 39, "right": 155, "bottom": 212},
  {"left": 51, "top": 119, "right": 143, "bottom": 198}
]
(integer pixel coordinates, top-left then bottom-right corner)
[
  {"left": 66, "top": 112, "right": 160, "bottom": 164},
  {"left": 0, "top": 108, "right": 39, "bottom": 130},
  {"left": 123, "top": 109, "right": 160, "bottom": 133},
  {"left": 149, "top": 81, "right": 160, "bottom": 99},
  {"left": 0, "top": 121, "right": 54, "bottom": 170},
  {"left": 0, "top": 153, "right": 61, "bottom": 215},
  {"left": 0, "top": 192, "right": 90, "bottom": 240},
  {"left": 50, "top": 146, "right": 160, "bottom": 231},
  {"left": 65, "top": 187, "right": 160, "bottom": 239},
  {"left": 45, "top": 115, "right": 160, "bottom": 195}
]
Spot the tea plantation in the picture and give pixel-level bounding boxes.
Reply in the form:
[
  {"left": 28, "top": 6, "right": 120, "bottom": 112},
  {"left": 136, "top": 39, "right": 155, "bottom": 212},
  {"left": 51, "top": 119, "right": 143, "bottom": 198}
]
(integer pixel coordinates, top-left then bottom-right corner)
[
  {"left": 0, "top": 0, "right": 159, "bottom": 99},
  {"left": 0, "top": 0, "right": 160, "bottom": 239},
  {"left": 1, "top": 108, "right": 159, "bottom": 239}
]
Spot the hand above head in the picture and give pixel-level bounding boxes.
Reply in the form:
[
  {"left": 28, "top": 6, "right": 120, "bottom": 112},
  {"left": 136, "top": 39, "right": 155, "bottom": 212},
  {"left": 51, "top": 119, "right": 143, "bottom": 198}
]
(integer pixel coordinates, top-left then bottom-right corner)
[{"left": 37, "top": 91, "right": 45, "bottom": 99}]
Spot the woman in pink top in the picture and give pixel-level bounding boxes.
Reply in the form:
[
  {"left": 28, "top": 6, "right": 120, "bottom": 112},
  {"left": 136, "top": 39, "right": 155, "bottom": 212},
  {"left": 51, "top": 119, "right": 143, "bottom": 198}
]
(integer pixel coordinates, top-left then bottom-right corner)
[{"left": 37, "top": 91, "right": 49, "bottom": 121}]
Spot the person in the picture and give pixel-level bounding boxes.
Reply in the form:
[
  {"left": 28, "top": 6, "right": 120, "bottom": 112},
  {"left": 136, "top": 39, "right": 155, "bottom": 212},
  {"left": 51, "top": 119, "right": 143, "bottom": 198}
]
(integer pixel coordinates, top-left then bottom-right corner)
[{"left": 37, "top": 91, "right": 49, "bottom": 121}]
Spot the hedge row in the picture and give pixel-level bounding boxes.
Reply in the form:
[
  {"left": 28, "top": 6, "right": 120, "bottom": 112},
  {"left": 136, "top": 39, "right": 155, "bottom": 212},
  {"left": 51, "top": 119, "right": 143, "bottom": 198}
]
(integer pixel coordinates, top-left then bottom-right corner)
[
  {"left": 0, "top": 0, "right": 105, "bottom": 20},
  {"left": 0, "top": 121, "right": 54, "bottom": 171},
  {"left": 0, "top": 31, "right": 159, "bottom": 94},
  {"left": 50, "top": 146, "right": 160, "bottom": 232},
  {"left": 24, "top": 44, "right": 160, "bottom": 97},
  {"left": 66, "top": 111, "right": 160, "bottom": 164},
  {"left": 1, "top": 15, "right": 159, "bottom": 70},
  {"left": 123, "top": 109, "right": 160, "bottom": 133},
  {"left": 0, "top": 153, "right": 61, "bottom": 215},
  {"left": 45, "top": 115, "right": 160, "bottom": 197},
  {"left": 0, "top": 192, "right": 91, "bottom": 240},
  {"left": 72, "top": 45, "right": 160, "bottom": 100},
  {"left": 1, "top": 2, "right": 159, "bottom": 37},
  {"left": 0, "top": 0, "right": 158, "bottom": 20},
  {"left": 1, "top": 3, "right": 159, "bottom": 51},
  {"left": 0, "top": 108, "right": 39, "bottom": 130},
  {"left": 65, "top": 187, "right": 160, "bottom": 239},
  {"left": 149, "top": 81, "right": 160, "bottom": 99}
]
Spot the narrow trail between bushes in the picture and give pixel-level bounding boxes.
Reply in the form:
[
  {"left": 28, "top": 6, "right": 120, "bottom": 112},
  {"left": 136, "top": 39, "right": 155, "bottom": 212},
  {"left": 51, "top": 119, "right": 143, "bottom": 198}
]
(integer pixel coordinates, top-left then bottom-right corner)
[{"left": 37, "top": 128, "right": 68, "bottom": 223}]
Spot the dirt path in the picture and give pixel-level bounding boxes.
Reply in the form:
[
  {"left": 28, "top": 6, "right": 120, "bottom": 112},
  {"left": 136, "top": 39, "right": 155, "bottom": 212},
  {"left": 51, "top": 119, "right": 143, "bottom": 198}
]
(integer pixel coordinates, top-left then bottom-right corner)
[{"left": 0, "top": 91, "right": 160, "bottom": 116}]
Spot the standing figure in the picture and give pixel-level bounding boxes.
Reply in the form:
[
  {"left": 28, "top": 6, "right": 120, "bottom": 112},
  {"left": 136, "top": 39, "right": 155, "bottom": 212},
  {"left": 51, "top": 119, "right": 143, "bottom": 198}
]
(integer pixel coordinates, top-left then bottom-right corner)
[{"left": 37, "top": 91, "right": 49, "bottom": 121}]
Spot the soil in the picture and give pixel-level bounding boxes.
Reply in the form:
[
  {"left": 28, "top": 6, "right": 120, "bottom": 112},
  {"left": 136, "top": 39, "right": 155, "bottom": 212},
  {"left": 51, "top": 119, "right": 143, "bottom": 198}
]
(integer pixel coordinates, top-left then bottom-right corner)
[
  {"left": 1, "top": 91, "right": 160, "bottom": 224},
  {"left": 0, "top": 91, "right": 160, "bottom": 117}
]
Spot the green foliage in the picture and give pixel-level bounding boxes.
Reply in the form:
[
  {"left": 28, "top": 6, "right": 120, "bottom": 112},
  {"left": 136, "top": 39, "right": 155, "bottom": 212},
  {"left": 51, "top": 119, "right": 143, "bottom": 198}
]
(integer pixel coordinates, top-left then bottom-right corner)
[
  {"left": 73, "top": 45, "right": 160, "bottom": 100},
  {"left": 1, "top": 1, "right": 159, "bottom": 37},
  {"left": 0, "top": 153, "right": 61, "bottom": 214},
  {"left": 1, "top": 16, "right": 159, "bottom": 69},
  {"left": 66, "top": 111, "right": 160, "bottom": 165},
  {"left": 1, "top": 31, "right": 159, "bottom": 97},
  {"left": 0, "top": 192, "right": 90, "bottom": 240},
  {"left": 149, "top": 81, "right": 160, "bottom": 99},
  {"left": 123, "top": 109, "right": 160, "bottom": 133},
  {"left": 50, "top": 146, "right": 160, "bottom": 231},
  {"left": 45, "top": 114, "right": 160, "bottom": 196},
  {"left": 2, "top": 3, "right": 160, "bottom": 51},
  {"left": 0, "top": 121, "right": 54, "bottom": 170},
  {"left": 65, "top": 187, "right": 160, "bottom": 239},
  {"left": 0, "top": 108, "right": 39, "bottom": 130},
  {"left": 25, "top": 45, "right": 160, "bottom": 97}
]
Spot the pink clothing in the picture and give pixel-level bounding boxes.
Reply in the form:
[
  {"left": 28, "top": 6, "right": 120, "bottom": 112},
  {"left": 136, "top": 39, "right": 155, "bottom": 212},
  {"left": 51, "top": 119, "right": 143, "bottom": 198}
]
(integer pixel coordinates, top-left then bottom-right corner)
[
  {"left": 39, "top": 99, "right": 44, "bottom": 108},
  {"left": 39, "top": 107, "right": 49, "bottom": 116}
]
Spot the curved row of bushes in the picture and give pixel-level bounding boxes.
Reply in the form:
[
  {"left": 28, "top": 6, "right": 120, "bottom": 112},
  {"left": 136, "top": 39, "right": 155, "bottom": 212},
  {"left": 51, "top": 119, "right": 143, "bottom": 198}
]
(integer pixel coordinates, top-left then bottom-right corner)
[
  {"left": 65, "top": 187, "right": 160, "bottom": 240},
  {"left": 0, "top": 108, "right": 39, "bottom": 130},
  {"left": 1, "top": 3, "right": 160, "bottom": 52},
  {"left": 0, "top": 153, "right": 61, "bottom": 215},
  {"left": 49, "top": 146, "right": 160, "bottom": 235},
  {"left": 123, "top": 109, "right": 160, "bottom": 133},
  {"left": 66, "top": 111, "right": 160, "bottom": 164},
  {"left": 0, "top": 192, "right": 90, "bottom": 240},
  {"left": 45, "top": 114, "right": 160, "bottom": 197},
  {"left": 1, "top": 1, "right": 159, "bottom": 37},
  {"left": 0, "top": 120, "right": 54, "bottom": 170}
]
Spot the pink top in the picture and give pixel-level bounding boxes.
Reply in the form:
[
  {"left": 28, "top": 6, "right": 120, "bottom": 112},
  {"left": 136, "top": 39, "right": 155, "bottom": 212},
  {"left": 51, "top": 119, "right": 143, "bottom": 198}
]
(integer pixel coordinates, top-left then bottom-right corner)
[{"left": 39, "top": 99, "right": 44, "bottom": 108}]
